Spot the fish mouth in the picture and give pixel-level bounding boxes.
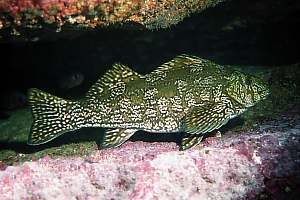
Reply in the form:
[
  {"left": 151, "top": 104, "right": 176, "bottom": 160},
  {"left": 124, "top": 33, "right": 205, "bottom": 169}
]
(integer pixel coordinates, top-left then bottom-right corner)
[
  {"left": 249, "top": 88, "right": 270, "bottom": 108},
  {"left": 257, "top": 81, "right": 270, "bottom": 100},
  {"left": 262, "top": 88, "right": 270, "bottom": 99}
]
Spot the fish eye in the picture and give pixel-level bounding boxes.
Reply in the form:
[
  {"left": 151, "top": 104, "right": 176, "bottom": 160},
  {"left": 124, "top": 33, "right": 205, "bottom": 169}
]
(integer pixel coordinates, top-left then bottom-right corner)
[{"left": 245, "top": 77, "right": 252, "bottom": 85}]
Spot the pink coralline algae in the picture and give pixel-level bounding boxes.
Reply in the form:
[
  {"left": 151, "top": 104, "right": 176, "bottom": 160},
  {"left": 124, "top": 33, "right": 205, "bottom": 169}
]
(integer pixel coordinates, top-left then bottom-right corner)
[
  {"left": 0, "top": 0, "right": 224, "bottom": 33},
  {"left": 0, "top": 115, "right": 300, "bottom": 199}
]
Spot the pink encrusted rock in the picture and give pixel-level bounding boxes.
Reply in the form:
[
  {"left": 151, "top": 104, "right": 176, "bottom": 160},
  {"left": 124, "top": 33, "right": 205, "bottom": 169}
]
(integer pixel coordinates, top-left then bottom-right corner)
[
  {"left": 0, "top": 116, "right": 299, "bottom": 200},
  {"left": 0, "top": 0, "right": 224, "bottom": 34}
]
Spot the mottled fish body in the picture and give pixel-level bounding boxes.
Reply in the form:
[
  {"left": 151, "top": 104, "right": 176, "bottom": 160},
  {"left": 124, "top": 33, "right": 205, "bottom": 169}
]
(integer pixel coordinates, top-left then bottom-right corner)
[{"left": 28, "top": 55, "right": 269, "bottom": 150}]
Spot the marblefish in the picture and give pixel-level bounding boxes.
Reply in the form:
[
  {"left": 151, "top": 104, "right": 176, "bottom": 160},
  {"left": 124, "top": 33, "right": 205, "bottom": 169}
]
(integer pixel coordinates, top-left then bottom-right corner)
[{"left": 28, "top": 55, "right": 269, "bottom": 150}]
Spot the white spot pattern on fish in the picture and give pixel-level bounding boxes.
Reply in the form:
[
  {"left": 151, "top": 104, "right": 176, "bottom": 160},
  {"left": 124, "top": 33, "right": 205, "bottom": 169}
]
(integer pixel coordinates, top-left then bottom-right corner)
[{"left": 27, "top": 54, "right": 269, "bottom": 150}]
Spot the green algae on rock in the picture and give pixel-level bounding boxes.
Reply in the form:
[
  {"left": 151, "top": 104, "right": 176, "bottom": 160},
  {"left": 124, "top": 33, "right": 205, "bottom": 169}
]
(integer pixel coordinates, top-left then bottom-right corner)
[{"left": 27, "top": 55, "right": 269, "bottom": 150}]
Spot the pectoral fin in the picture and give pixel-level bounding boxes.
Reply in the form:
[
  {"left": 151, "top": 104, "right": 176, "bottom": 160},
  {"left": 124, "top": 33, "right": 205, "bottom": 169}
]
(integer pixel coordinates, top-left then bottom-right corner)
[
  {"left": 101, "top": 128, "right": 137, "bottom": 149},
  {"left": 180, "top": 103, "right": 234, "bottom": 150},
  {"left": 184, "top": 103, "right": 233, "bottom": 135}
]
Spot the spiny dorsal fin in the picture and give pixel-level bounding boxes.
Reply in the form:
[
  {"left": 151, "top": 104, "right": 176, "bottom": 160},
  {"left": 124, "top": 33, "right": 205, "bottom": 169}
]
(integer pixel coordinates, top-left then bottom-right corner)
[
  {"left": 86, "top": 63, "right": 143, "bottom": 99},
  {"left": 153, "top": 54, "right": 205, "bottom": 73}
]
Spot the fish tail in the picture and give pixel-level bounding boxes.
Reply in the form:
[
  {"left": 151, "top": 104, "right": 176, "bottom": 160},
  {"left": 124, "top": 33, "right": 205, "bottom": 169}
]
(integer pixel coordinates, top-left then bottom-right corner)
[{"left": 27, "top": 88, "right": 80, "bottom": 145}]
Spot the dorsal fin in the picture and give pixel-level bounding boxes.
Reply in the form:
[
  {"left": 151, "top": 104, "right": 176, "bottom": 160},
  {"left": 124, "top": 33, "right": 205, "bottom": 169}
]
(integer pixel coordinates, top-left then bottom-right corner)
[
  {"left": 86, "top": 63, "right": 143, "bottom": 99},
  {"left": 153, "top": 54, "right": 205, "bottom": 73}
]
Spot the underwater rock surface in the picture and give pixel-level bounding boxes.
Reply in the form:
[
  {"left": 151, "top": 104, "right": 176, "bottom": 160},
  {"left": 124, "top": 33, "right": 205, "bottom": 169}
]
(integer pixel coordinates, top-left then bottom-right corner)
[
  {"left": 0, "top": 0, "right": 223, "bottom": 36},
  {"left": 0, "top": 115, "right": 299, "bottom": 199}
]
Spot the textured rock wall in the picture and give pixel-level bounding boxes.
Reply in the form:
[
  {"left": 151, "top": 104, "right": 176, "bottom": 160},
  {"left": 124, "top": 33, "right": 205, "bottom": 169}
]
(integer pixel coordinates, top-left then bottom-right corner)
[{"left": 0, "top": 0, "right": 224, "bottom": 34}]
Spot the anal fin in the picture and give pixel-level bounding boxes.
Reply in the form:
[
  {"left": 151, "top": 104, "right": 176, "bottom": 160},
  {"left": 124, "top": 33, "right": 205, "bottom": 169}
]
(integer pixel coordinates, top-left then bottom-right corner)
[{"left": 101, "top": 128, "right": 137, "bottom": 149}]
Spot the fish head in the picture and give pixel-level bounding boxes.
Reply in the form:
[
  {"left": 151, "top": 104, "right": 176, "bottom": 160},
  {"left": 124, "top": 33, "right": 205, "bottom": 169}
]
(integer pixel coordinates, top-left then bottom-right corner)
[
  {"left": 248, "top": 75, "right": 270, "bottom": 104},
  {"left": 226, "top": 71, "right": 270, "bottom": 108}
]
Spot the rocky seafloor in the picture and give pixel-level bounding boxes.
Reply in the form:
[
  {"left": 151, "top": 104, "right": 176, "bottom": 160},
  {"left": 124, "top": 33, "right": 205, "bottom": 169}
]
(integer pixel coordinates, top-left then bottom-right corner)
[{"left": 0, "top": 111, "right": 299, "bottom": 200}]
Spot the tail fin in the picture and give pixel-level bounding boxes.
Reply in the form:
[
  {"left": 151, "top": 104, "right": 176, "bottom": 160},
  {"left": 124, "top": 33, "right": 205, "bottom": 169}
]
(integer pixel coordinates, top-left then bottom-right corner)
[{"left": 27, "top": 88, "right": 79, "bottom": 145}]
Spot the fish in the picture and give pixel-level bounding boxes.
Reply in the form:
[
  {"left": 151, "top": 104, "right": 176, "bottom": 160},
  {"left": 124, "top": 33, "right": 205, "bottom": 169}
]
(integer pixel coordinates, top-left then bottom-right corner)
[
  {"left": 27, "top": 54, "right": 269, "bottom": 150},
  {"left": 57, "top": 71, "right": 85, "bottom": 90}
]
